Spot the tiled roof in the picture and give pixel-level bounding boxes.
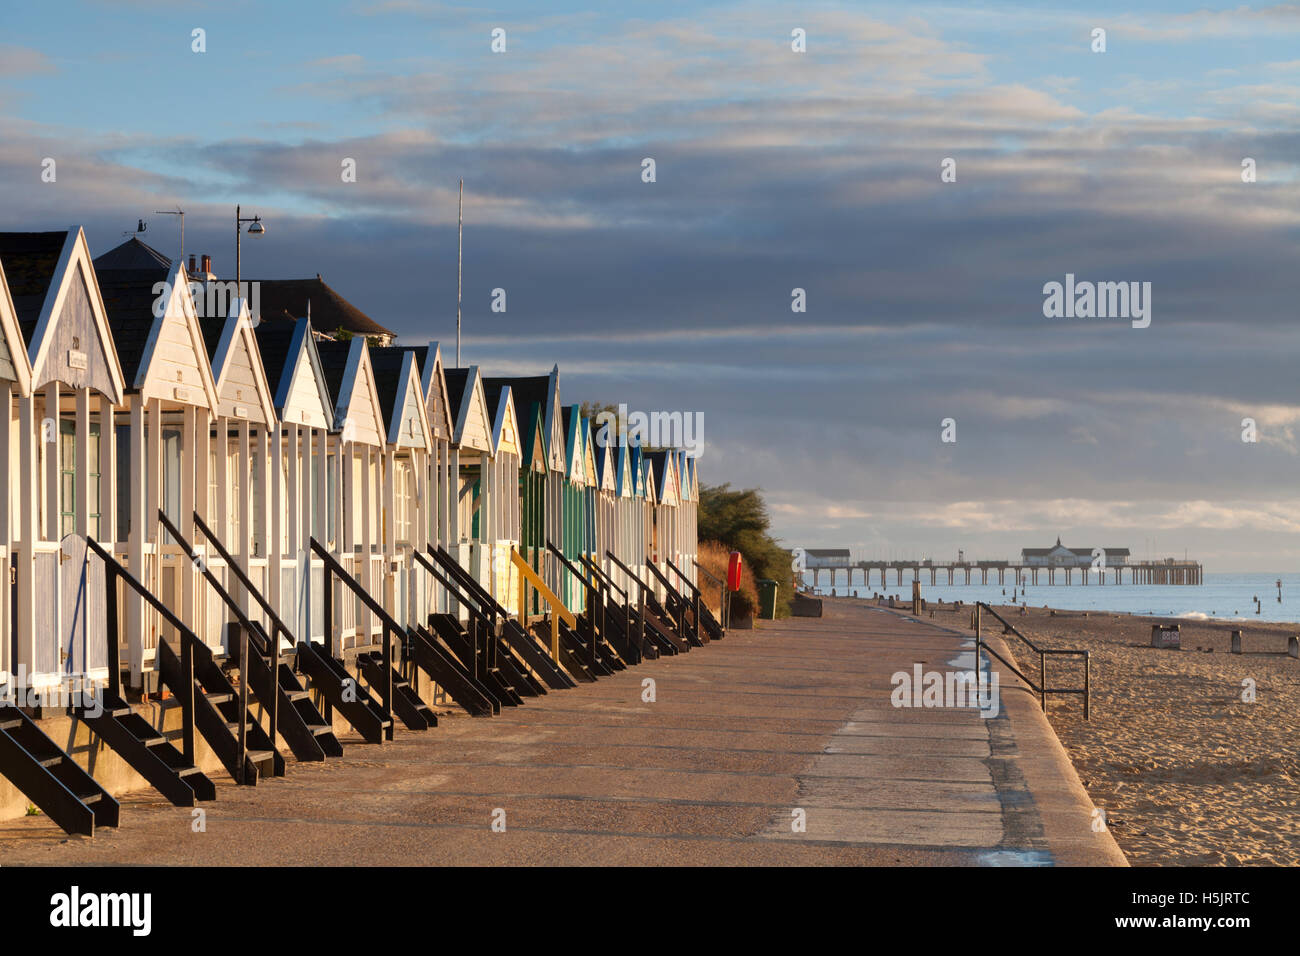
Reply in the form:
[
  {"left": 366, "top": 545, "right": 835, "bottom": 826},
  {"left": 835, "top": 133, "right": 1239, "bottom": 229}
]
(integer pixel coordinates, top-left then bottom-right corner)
[
  {"left": 96, "top": 273, "right": 164, "bottom": 387},
  {"left": 93, "top": 237, "right": 172, "bottom": 274},
  {"left": 252, "top": 313, "right": 299, "bottom": 397},
  {"left": 367, "top": 346, "right": 408, "bottom": 427},
  {"left": 252, "top": 276, "right": 394, "bottom": 339},
  {"left": 0, "top": 231, "right": 68, "bottom": 343},
  {"left": 443, "top": 367, "right": 471, "bottom": 423},
  {"left": 313, "top": 339, "right": 352, "bottom": 412}
]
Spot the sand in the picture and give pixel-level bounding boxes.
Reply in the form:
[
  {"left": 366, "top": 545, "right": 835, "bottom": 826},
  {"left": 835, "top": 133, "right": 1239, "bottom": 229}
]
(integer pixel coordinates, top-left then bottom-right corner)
[{"left": 966, "top": 604, "right": 1300, "bottom": 866}]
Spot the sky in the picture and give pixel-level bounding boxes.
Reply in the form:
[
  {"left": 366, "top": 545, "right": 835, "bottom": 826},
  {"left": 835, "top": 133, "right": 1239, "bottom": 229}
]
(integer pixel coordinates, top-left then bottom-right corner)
[{"left": 2, "top": 1, "right": 1298, "bottom": 570}]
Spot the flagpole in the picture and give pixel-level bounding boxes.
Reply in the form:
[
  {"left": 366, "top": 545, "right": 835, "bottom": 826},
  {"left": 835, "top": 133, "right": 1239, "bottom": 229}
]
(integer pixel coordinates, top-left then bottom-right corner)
[{"left": 457, "top": 178, "right": 463, "bottom": 366}]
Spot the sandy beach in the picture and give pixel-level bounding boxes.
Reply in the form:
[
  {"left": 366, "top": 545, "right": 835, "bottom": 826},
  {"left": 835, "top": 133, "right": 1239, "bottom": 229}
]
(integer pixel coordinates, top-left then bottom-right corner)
[{"left": 963, "top": 603, "right": 1300, "bottom": 866}]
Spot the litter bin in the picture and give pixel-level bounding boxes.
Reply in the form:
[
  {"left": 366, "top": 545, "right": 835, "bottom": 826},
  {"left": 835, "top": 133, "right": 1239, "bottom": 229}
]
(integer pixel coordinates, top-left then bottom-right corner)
[{"left": 757, "top": 578, "right": 779, "bottom": 620}]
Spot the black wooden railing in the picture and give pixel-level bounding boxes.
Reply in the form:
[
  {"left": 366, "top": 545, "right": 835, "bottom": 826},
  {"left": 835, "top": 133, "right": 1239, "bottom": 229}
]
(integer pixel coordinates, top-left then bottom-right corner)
[
  {"left": 83, "top": 535, "right": 198, "bottom": 766},
  {"left": 411, "top": 548, "right": 497, "bottom": 686},
  {"left": 158, "top": 510, "right": 277, "bottom": 781},
  {"left": 580, "top": 554, "right": 643, "bottom": 661},
  {"left": 665, "top": 558, "right": 702, "bottom": 642},
  {"left": 546, "top": 542, "right": 599, "bottom": 668},
  {"left": 646, "top": 558, "right": 699, "bottom": 645},
  {"left": 310, "top": 538, "right": 395, "bottom": 740}
]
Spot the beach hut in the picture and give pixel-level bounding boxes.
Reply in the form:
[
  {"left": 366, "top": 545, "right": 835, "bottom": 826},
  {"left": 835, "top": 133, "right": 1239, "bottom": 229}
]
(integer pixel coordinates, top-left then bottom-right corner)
[
  {"left": 0, "top": 229, "right": 126, "bottom": 692},
  {"left": 254, "top": 314, "right": 334, "bottom": 644},
  {"left": 316, "top": 336, "right": 386, "bottom": 650},
  {"left": 368, "top": 346, "right": 434, "bottom": 628},
  {"left": 195, "top": 296, "right": 279, "bottom": 644},
  {"left": 482, "top": 382, "right": 522, "bottom": 611},
  {"left": 593, "top": 439, "right": 617, "bottom": 583},
  {"left": 0, "top": 256, "right": 34, "bottom": 692},
  {"left": 96, "top": 253, "right": 226, "bottom": 682},
  {"left": 382, "top": 342, "right": 454, "bottom": 617},
  {"left": 482, "top": 368, "right": 565, "bottom": 600},
  {"left": 442, "top": 366, "right": 494, "bottom": 595},
  {"left": 645, "top": 450, "right": 681, "bottom": 600},
  {"left": 641, "top": 451, "right": 657, "bottom": 591},
  {"left": 610, "top": 441, "right": 641, "bottom": 595},
  {"left": 559, "top": 405, "right": 590, "bottom": 612}
]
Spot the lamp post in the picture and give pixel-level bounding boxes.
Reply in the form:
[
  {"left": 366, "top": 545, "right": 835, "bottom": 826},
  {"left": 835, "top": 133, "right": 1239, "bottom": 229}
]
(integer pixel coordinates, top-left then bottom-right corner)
[{"left": 234, "top": 204, "right": 266, "bottom": 289}]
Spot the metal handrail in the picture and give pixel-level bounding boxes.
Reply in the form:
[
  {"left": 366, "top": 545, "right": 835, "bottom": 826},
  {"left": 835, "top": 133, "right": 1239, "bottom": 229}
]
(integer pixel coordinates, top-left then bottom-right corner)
[
  {"left": 975, "top": 602, "right": 1090, "bottom": 719},
  {"left": 693, "top": 558, "right": 729, "bottom": 631}
]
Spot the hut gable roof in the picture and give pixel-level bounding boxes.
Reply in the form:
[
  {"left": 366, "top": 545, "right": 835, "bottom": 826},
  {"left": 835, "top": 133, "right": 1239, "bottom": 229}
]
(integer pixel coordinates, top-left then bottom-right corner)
[
  {"left": 616, "top": 443, "right": 633, "bottom": 497},
  {"left": 255, "top": 315, "right": 332, "bottom": 430},
  {"left": 0, "top": 257, "right": 32, "bottom": 393},
  {"left": 481, "top": 370, "right": 564, "bottom": 471},
  {"left": 316, "top": 337, "right": 383, "bottom": 445},
  {"left": 370, "top": 347, "right": 431, "bottom": 449},
  {"left": 594, "top": 441, "right": 616, "bottom": 493},
  {"left": 199, "top": 298, "right": 275, "bottom": 424},
  {"left": 252, "top": 275, "right": 394, "bottom": 340},
  {"left": 443, "top": 366, "right": 492, "bottom": 453},
  {"left": 647, "top": 450, "right": 679, "bottom": 506},
  {"left": 98, "top": 261, "right": 219, "bottom": 410},
  {"left": 377, "top": 342, "right": 451, "bottom": 442},
  {"left": 521, "top": 401, "right": 547, "bottom": 472},
  {"left": 562, "top": 405, "right": 585, "bottom": 485},
  {"left": 582, "top": 418, "right": 598, "bottom": 487},
  {"left": 483, "top": 382, "right": 521, "bottom": 458},
  {"left": 0, "top": 229, "right": 124, "bottom": 402}
]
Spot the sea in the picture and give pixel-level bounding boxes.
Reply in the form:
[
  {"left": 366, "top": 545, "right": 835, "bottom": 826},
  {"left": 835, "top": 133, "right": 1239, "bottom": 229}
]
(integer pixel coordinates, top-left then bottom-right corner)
[{"left": 800, "top": 571, "right": 1300, "bottom": 624}]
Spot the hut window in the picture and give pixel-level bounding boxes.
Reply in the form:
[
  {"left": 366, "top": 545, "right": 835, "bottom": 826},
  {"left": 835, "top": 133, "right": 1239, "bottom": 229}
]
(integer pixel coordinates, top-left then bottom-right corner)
[
  {"left": 58, "top": 420, "right": 101, "bottom": 539},
  {"left": 228, "top": 448, "right": 241, "bottom": 546},
  {"left": 160, "top": 429, "right": 181, "bottom": 527},
  {"left": 208, "top": 450, "right": 218, "bottom": 522},
  {"left": 394, "top": 459, "right": 413, "bottom": 543}
]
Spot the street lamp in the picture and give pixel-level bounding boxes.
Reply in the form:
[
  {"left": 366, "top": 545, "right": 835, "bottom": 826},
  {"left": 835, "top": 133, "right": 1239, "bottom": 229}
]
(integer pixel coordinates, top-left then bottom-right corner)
[{"left": 234, "top": 204, "right": 266, "bottom": 288}]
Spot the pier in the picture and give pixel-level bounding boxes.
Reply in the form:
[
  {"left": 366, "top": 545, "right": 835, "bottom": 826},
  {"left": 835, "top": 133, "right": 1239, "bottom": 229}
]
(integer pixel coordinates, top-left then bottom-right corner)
[{"left": 802, "top": 550, "right": 1202, "bottom": 589}]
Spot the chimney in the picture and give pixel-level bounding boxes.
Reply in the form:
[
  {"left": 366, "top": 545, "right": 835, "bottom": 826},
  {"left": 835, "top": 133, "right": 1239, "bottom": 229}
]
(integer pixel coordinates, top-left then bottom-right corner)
[
  {"left": 188, "top": 254, "right": 197, "bottom": 273},
  {"left": 201, "top": 254, "right": 212, "bottom": 275}
]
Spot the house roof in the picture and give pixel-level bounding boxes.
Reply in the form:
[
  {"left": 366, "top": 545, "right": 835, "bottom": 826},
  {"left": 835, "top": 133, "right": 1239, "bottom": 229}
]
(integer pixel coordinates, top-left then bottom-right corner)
[
  {"left": 93, "top": 236, "right": 172, "bottom": 274},
  {"left": 250, "top": 276, "right": 394, "bottom": 339}
]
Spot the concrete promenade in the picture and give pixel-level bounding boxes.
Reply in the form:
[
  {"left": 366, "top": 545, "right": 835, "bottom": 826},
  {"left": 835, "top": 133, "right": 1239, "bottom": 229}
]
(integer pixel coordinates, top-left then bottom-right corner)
[{"left": 0, "top": 599, "right": 1125, "bottom": 865}]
